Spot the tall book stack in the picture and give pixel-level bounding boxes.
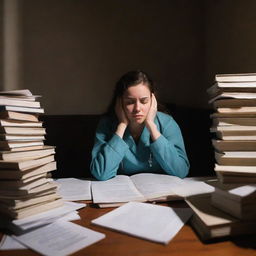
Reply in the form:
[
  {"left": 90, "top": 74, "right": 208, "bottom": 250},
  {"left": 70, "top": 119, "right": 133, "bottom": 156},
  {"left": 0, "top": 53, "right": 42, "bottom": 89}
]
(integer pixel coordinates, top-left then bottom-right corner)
[
  {"left": 186, "top": 73, "right": 256, "bottom": 240},
  {"left": 0, "top": 89, "right": 63, "bottom": 221}
]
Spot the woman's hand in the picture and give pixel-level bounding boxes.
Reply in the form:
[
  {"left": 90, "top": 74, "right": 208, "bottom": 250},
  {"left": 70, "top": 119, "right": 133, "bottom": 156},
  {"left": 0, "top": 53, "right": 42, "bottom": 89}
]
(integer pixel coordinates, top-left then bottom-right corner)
[
  {"left": 115, "top": 97, "right": 129, "bottom": 125},
  {"left": 145, "top": 94, "right": 161, "bottom": 141},
  {"left": 115, "top": 97, "right": 128, "bottom": 138},
  {"left": 145, "top": 94, "right": 157, "bottom": 125}
]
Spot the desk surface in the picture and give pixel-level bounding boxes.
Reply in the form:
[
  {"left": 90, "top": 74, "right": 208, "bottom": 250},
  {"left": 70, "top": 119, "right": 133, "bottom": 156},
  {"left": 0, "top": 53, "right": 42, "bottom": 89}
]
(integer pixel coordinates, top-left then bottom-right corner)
[{"left": 0, "top": 201, "right": 256, "bottom": 256}]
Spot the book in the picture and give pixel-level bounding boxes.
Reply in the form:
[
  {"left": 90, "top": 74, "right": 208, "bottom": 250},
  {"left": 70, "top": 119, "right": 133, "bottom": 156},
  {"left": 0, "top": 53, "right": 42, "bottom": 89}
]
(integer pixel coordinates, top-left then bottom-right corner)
[
  {"left": 0, "top": 134, "right": 45, "bottom": 141},
  {"left": 0, "top": 140, "right": 44, "bottom": 150},
  {"left": 0, "top": 89, "right": 34, "bottom": 96},
  {"left": 216, "top": 106, "right": 256, "bottom": 114},
  {"left": 0, "top": 145, "right": 45, "bottom": 152},
  {"left": 209, "top": 92, "right": 256, "bottom": 104},
  {"left": 211, "top": 125, "right": 256, "bottom": 132},
  {"left": 0, "top": 154, "right": 55, "bottom": 170},
  {"left": 213, "top": 132, "right": 256, "bottom": 141},
  {"left": 214, "top": 164, "right": 256, "bottom": 183},
  {"left": 0, "top": 119, "right": 43, "bottom": 127},
  {"left": 215, "top": 73, "right": 256, "bottom": 82},
  {"left": 208, "top": 180, "right": 256, "bottom": 202},
  {"left": 0, "top": 181, "right": 58, "bottom": 197},
  {"left": 91, "top": 174, "right": 214, "bottom": 207},
  {"left": 92, "top": 201, "right": 192, "bottom": 244},
  {"left": 0, "top": 177, "right": 52, "bottom": 190},
  {"left": 213, "top": 99, "right": 256, "bottom": 108},
  {"left": 212, "top": 139, "right": 256, "bottom": 151},
  {"left": 214, "top": 164, "right": 256, "bottom": 175},
  {"left": 0, "top": 162, "right": 57, "bottom": 180},
  {"left": 0, "top": 126, "right": 46, "bottom": 135},
  {"left": 211, "top": 126, "right": 256, "bottom": 139},
  {"left": 186, "top": 194, "right": 256, "bottom": 240},
  {"left": 0, "top": 198, "right": 63, "bottom": 219},
  {"left": 212, "top": 117, "right": 256, "bottom": 126},
  {"left": 208, "top": 181, "right": 256, "bottom": 220},
  {"left": 0, "top": 98, "right": 40, "bottom": 108},
  {"left": 0, "top": 95, "right": 37, "bottom": 101},
  {"left": 0, "top": 111, "right": 39, "bottom": 122},
  {"left": 216, "top": 172, "right": 256, "bottom": 184},
  {"left": 207, "top": 83, "right": 256, "bottom": 97},
  {"left": 0, "top": 192, "right": 61, "bottom": 210},
  {"left": 0, "top": 105, "right": 44, "bottom": 114},
  {"left": 215, "top": 151, "right": 256, "bottom": 166},
  {"left": 0, "top": 145, "right": 55, "bottom": 160}
]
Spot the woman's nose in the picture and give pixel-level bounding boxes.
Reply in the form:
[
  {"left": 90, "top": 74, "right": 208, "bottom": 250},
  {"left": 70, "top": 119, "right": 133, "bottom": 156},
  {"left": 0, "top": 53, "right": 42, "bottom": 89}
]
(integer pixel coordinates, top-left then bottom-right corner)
[{"left": 133, "top": 102, "right": 141, "bottom": 112}]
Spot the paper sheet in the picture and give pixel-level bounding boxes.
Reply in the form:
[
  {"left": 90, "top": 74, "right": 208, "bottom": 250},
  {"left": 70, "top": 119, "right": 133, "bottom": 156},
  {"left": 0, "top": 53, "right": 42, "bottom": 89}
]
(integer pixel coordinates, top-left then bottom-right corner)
[
  {"left": 92, "top": 201, "right": 192, "bottom": 244},
  {"left": 130, "top": 173, "right": 184, "bottom": 199},
  {"left": 11, "top": 201, "right": 85, "bottom": 231},
  {"left": 0, "top": 235, "right": 26, "bottom": 250},
  {"left": 0, "top": 212, "right": 81, "bottom": 251},
  {"left": 55, "top": 178, "right": 92, "bottom": 201},
  {"left": 171, "top": 179, "right": 214, "bottom": 197},
  {"left": 13, "top": 220, "right": 105, "bottom": 256},
  {"left": 91, "top": 175, "right": 145, "bottom": 203}
]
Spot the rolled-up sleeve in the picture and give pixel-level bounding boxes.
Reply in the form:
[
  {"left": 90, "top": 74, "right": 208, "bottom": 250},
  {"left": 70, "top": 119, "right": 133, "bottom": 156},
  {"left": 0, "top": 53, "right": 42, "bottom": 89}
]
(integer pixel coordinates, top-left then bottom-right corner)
[
  {"left": 150, "top": 117, "right": 189, "bottom": 178},
  {"left": 90, "top": 117, "right": 129, "bottom": 180}
]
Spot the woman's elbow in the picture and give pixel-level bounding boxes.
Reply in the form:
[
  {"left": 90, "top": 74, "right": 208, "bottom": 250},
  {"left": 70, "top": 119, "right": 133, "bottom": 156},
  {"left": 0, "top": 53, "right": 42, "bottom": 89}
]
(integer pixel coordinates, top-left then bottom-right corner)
[
  {"left": 176, "top": 160, "right": 190, "bottom": 178},
  {"left": 90, "top": 163, "right": 115, "bottom": 181},
  {"left": 167, "top": 159, "right": 190, "bottom": 178}
]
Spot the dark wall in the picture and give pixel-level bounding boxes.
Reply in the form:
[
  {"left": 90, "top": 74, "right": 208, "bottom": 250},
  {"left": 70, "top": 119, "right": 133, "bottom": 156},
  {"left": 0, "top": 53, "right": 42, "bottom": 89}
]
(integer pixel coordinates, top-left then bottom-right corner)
[
  {"left": 21, "top": 0, "right": 205, "bottom": 114},
  {"left": 0, "top": 0, "right": 3, "bottom": 91},
  {"left": 204, "top": 0, "right": 256, "bottom": 87}
]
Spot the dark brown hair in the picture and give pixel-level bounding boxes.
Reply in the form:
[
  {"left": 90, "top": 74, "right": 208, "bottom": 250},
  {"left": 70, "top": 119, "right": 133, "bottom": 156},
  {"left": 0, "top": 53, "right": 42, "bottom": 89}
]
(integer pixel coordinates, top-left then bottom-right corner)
[{"left": 106, "top": 70, "right": 168, "bottom": 116}]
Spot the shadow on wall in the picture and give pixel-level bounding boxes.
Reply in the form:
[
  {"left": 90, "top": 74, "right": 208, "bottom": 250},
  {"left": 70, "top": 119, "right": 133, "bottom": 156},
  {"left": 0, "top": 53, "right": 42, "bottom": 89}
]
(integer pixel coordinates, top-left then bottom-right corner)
[
  {"left": 167, "top": 104, "right": 215, "bottom": 177},
  {"left": 40, "top": 105, "right": 215, "bottom": 179}
]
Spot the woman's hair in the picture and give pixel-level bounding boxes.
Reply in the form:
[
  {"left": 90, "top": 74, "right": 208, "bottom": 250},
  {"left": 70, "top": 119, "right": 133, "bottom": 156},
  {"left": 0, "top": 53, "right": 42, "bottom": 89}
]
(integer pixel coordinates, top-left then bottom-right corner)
[{"left": 106, "top": 70, "right": 168, "bottom": 116}]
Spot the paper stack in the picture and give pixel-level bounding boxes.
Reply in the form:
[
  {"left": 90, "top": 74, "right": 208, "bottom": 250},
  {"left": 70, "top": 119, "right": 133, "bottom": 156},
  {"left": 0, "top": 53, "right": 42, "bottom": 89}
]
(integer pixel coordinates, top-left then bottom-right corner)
[
  {"left": 186, "top": 73, "right": 256, "bottom": 240},
  {"left": 0, "top": 89, "right": 63, "bottom": 221}
]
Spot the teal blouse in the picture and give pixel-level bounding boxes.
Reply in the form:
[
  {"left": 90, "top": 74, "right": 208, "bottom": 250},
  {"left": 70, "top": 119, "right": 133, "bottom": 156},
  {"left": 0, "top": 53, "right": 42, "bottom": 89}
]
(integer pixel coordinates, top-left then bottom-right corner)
[{"left": 90, "top": 112, "right": 190, "bottom": 180}]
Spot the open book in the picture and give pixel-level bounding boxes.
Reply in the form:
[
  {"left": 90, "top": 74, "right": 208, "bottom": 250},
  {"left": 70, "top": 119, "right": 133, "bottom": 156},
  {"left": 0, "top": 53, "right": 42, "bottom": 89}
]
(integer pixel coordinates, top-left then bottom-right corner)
[{"left": 91, "top": 173, "right": 214, "bottom": 207}]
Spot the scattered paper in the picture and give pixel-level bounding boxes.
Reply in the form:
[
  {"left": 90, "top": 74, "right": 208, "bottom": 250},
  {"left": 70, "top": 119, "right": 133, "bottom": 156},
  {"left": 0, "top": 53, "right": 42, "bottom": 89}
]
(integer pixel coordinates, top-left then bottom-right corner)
[
  {"left": 0, "top": 235, "right": 26, "bottom": 250},
  {"left": 171, "top": 180, "right": 214, "bottom": 197},
  {"left": 13, "top": 220, "right": 105, "bottom": 256},
  {"left": 55, "top": 178, "right": 91, "bottom": 201},
  {"left": 11, "top": 201, "right": 86, "bottom": 232},
  {"left": 92, "top": 201, "right": 192, "bottom": 244}
]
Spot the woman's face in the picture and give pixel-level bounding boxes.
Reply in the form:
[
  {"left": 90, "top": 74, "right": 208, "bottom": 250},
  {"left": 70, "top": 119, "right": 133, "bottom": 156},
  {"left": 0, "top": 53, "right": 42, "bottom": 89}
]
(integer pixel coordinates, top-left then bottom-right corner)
[{"left": 122, "top": 83, "right": 151, "bottom": 125}]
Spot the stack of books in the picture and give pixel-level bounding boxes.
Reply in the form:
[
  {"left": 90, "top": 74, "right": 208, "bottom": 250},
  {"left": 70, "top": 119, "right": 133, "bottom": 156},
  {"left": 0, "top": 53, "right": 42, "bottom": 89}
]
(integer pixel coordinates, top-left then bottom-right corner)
[
  {"left": 0, "top": 89, "right": 62, "bottom": 220},
  {"left": 208, "top": 73, "right": 256, "bottom": 183},
  {"left": 186, "top": 73, "right": 256, "bottom": 240}
]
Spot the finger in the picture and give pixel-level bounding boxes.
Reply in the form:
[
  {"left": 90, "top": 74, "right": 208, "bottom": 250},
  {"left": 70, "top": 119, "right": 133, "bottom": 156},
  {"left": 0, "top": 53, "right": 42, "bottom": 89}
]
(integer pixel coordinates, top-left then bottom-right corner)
[{"left": 151, "top": 94, "right": 157, "bottom": 109}]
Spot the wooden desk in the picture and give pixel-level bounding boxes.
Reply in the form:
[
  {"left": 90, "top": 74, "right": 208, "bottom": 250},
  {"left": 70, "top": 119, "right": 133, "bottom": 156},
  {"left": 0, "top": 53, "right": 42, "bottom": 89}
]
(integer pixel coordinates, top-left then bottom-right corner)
[{"left": 0, "top": 201, "right": 256, "bottom": 256}]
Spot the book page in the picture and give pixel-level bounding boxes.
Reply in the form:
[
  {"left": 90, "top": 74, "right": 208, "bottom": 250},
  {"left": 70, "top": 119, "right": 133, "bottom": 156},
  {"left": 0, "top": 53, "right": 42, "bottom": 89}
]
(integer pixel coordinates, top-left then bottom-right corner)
[
  {"left": 0, "top": 235, "right": 26, "bottom": 250},
  {"left": 171, "top": 178, "right": 215, "bottom": 197},
  {"left": 12, "top": 220, "right": 105, "bottom": 256},
  {"left": 130, "top": 173, "right": 184, "bottom": 199},
  {"left": 55, "top": 178, "right": 91, "bottom": 201},
  {"left": 229, "top": 184, "right": 256, "bottom": 197},
  {"left": 92, "top": 201, "right": 192, "bottom": 244},
  {"left": 91, "top": 175, "right": 145, "bottom": 203}
]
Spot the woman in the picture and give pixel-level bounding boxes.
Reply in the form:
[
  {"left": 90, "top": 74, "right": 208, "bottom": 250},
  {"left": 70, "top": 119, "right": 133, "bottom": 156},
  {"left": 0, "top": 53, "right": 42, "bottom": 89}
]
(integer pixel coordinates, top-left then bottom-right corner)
[{"left": 90, "top": 70, "right": 189, "bottom": 180}]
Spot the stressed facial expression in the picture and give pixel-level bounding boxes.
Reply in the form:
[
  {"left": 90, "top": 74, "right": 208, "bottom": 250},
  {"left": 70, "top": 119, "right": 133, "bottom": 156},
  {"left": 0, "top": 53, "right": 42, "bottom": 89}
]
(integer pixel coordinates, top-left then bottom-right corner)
[{"left": 122, "top": 83, "right": 151, "bottom": 125}]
